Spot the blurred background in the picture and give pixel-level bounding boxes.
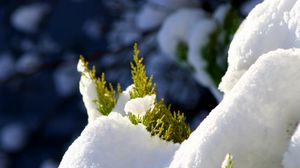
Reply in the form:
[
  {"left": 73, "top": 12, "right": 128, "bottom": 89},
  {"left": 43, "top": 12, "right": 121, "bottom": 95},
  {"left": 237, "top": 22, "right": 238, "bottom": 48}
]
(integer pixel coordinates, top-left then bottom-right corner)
[{"left": 0, "top": 0, "right": 261, "bottom": 167}]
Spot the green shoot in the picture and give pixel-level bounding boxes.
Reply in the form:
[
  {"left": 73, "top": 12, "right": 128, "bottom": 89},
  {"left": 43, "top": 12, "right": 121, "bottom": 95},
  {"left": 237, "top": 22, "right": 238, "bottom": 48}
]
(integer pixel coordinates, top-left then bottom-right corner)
[
  {"left": 130, "top": 43, "right": 156, "bottom": 98},
  {"left": 79, "top": 56, "right": 117, "bottom": 116}
]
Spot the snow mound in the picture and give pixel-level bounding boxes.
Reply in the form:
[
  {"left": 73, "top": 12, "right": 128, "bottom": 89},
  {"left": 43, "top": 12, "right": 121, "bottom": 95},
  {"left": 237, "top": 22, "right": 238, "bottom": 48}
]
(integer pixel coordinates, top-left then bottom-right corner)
[
  {"left": 124, "top": 94, "right": 155, "bottom": 116},
  {"left": 219, "top": 0, "right": 300, "bottom": 93},
  {"left": 283, "top": 123, "right": 300, "bottom": 168},
  {"left": 169, "top": 49, "right": 300, "bottom": 168},
  {"left": 112, "top": 85, "right": 133, "bottom": 116},
  {"left": 59, "top": 112, "right": 179, "bottom": 168}
]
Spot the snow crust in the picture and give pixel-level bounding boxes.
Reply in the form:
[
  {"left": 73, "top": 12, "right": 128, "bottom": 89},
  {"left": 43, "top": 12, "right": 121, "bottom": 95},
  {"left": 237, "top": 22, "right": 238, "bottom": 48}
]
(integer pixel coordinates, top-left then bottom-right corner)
[
  {"left": 219, "top": 0, "right": 300, "bottom": 93},
  {"left": 283, "top": 123, "right": 300, "bottom": 168},
  {"left": 124, "top": 94, "right": 156, "bottom": 116},
  {"left": 112, "top": 85, "right": 134, "bottom": 116},
  {"left": 169, "top": 49, "right": 300, "bottom": 168},
  {"left": 59, "top": 112, "right": 179, "bottom": 168}
]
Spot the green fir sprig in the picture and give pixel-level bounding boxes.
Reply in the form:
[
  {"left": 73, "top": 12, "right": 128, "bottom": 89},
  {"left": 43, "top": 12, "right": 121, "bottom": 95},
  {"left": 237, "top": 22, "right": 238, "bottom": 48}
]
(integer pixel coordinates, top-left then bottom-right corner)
[
  {"left": 128, "top": 44, "right": 190, "bottom": 143},
  {"left": 79, "top": 44, "right": 191, "bottom": 143},
  {"left": 130, "top": 43, "right": 156, "bottom": 98},
  {"left": 79, "top": 56, "right": 117, "bottom": 116}
]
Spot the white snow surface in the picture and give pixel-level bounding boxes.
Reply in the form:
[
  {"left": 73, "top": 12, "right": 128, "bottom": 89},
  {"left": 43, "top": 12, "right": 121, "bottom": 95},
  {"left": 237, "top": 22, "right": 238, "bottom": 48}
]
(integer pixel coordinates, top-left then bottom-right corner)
[
  {"left": 59, "top": 112, "right": 179, "bottom": 168},
  {"left": 158, "top": 9, "right": 206, "bottom": 59},
  {"left": 219, "top": 0, "right": 300, "bottom": 93},
  {"left": 112, "top": 85, "right": 134, "bottom": 116},
  {"left": 282, "top": 123, "right": 300, "bottom": 168},
  {"left": 77, "top": 59, "right": 101, "bottom": 123},
  {"left": 169, "top": 49, "right": 300, "bottom": 168},
  {"left": 124, "top": 94, "right": 156, "bottom": 116},
  {"left": 11, "top": 3, "right": 49, "bottom": 33}
]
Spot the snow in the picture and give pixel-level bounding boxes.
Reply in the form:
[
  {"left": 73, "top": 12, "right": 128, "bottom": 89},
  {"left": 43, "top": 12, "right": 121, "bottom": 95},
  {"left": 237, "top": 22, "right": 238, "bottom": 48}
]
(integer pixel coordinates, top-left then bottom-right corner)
[
  {"left": 0, "top": 123, "right": 28, "bottom": 152},
  {"left": 0, "top": 52, "right": 15, "bottom": 81},
  {"left": 219, "top": 0, "right": 300, "bottom": 94},
  {"left": 124, "top": 94, "right": 156, "bottom": 116},
  {"left": 158, "top": 9, "right": 206, "bottom": 58},
  {"left": 169, "top": 49, "right": 300, "bottom": 168},
  {"left": 77, "top": 59, "right": 101, "bottom": 123},
  {"left": 59, "top": 112, "right": 179, "bottom": 168},
  {"left": 282, "top": 123, "right": 300, "bottom": 168},
  {"left": 11, "top": 3, "right": 49, "bottom": 33},
  {"left": 112, "top": 85, "right": 134, "bottom": 116},
  {"left": 136, "top": 4, "right": 169, "bottom": 31},
  {"left": 16, "top": 52, "right": 41, "bottom": 73}
]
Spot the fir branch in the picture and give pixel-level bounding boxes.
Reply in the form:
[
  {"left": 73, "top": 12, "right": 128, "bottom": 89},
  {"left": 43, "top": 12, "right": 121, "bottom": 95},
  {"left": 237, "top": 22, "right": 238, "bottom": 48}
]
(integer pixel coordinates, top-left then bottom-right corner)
[
  {"left": 95, "top": 73, "right": 117, "bottom": 115},
  {"left": 79, "top": 56, "right": 117, "bottom": 116},
  {"left": 129, "top": 99, "right": 191, "bottom": 143},
  {"left": 128, "top": 44, "right": 190, "bottom": 143},
  {"left": 130, "top": 43, "right": 156, "bottom": 98}
]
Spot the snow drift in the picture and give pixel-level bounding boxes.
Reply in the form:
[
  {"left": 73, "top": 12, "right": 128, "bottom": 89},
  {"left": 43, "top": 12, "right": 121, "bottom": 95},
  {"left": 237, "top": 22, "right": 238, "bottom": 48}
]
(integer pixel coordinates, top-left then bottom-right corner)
[
  {"left": 169, "top": 48, "right": 300, "bottom": 168},
  {"left": 59, "top": 112, "right": 179, "bottom": 168},
  {"left": 219, "top": 0, "right": 300, "bottom": 94}
]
